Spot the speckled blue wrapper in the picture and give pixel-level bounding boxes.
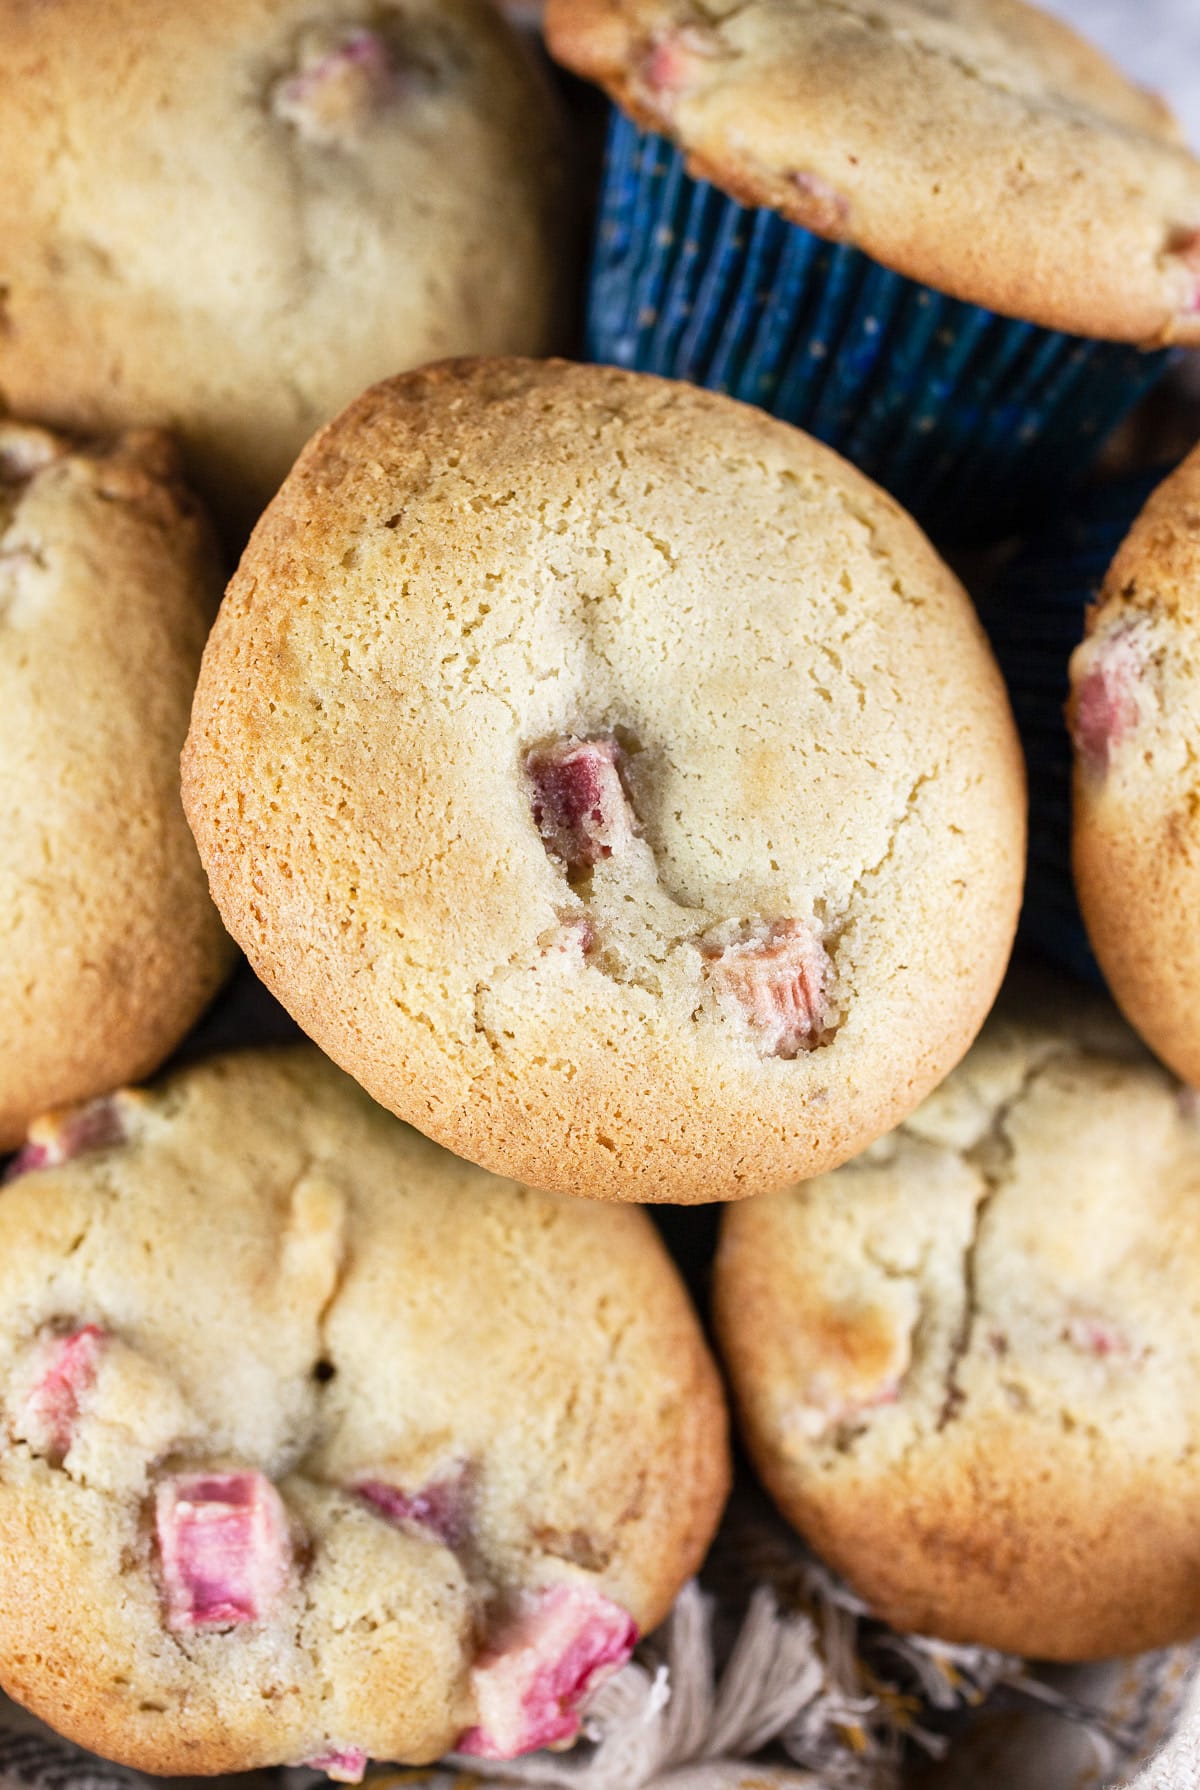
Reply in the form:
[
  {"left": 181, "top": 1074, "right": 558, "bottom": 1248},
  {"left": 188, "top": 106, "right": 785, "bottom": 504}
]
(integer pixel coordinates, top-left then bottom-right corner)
[
  {"left": 977, "top": 469, "right": 1164, "bottom": 985},
  {"left": 587, "top": 112, "right": 1171, "bottom": 544}
]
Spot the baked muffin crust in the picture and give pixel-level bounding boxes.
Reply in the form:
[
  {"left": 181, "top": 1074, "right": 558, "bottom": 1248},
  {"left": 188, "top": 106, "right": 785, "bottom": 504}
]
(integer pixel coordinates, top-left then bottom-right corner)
[
  {"left": 183, "top": 358, "right": 1025, "bottom": 1202},
  {"left": 0, "top": 422, "right": 233, "bottom": 1149},
  {"left": 717, "top": 988, "right": 1200, "bottom": 1659},
  {"left": 0, "top": 0, "right": 570, "bottom": 530},
  {"left": 1069, "top": 443, "right": 1200, "bottom": 1085},
  {"left": 0, "top": 1048, "right": 728, "bottom": 1772}
]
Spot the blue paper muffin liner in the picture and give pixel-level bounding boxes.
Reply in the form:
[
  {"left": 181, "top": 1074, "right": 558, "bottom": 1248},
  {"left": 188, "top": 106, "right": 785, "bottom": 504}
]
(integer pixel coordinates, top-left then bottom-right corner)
[
  {"left": 587, "top": 111, "right": 1171, "bottom": 543},
  {"left": 977, "top": 469, "right": 1165, "bottom": 985}
]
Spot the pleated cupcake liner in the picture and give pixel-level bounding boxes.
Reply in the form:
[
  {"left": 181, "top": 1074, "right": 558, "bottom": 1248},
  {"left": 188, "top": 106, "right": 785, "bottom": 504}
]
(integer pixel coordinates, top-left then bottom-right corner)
[
  {"left": 977, "top": 469, "right": 1164, "bottom": 986},
  {"left": 586, "top": 112, "right": 1171, "bottom": 544}
]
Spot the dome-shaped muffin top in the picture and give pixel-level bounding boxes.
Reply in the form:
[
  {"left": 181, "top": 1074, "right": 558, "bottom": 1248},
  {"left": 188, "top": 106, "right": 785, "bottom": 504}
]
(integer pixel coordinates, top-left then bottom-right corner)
[
  {"left": 1069, "top": 440, "right": 1200, "bottom": 1084},
  {"left": 716, "top": 986, "right": 1200, "bottom": 1660},
  {"left": 0, "top": 421, "right": 233, "bottom": 1150},
  {"left": 183, "top": 358, "right": 1024, "bottom": 1203},
  {"left": 0, "top": 1048, "right": 727, "bottom": 1774},
  {"left": 0, "top": 0, "right": 570, "bottom": 531},
  {"left": 546, "top": 0, "right": 1200, "bottom": 345}
]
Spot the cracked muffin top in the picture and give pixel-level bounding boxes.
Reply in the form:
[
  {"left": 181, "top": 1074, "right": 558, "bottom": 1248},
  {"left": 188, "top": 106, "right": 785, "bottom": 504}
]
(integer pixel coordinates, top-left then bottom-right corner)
[
  {"left": 0, "top": 421, "right": 233, "bottom": 1151},
  {"left": 1068, "top": 444, "right": 1200, "bottom": 1088},
  {"left": 182, "top": 358, "right": 1024, "bottom": 1204},
  {"left": 546, "top": 0, "right": 1200, "bottom": 346},
  {"left": 0, "top": 1047, "right": 727, "bottom": 1775},
  {"left": 0, "top": 0, "right": 569, "bottom": 533},
  {"left": 715, "top": 983, "right": 1200, "bottom": 1660}
]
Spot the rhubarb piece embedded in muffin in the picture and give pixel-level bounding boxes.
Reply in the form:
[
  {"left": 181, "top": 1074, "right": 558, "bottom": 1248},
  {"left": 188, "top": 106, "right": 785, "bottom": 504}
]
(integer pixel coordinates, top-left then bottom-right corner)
[
  {"left": 156, "top": 1472, "right": 292, "bottom": 1630},
  {"left": 355, "top": 1463, "right": 472, "bottom": 1547},
  {"left": 16, "top": 1325, "right": 107, "bottom": 1460},
  {"left": 786, "top": 1363, "right": 905, "bottom": 1444},
  {"left": 4, "top": 1094, "right": 128, "bottom": 1183},
  {"left": 1063, "top": 1313, "right": 1133, "bottom": 1360},
  {"left": 526, "top": 737, "right": 635, "bottom": 871},
  {"left": 638, "top": 24, "right": 722, "bottom": 112},
  {"left": 1070, "top": 626, "right": 1147, "bottom": 777},
  {"left": 1167, "top": 227, "right": 1200, "bottom": 321},
  {"left": 303, "top": 1748, "right": 368, "bottom": 1783},
  {"left": 788, "top": 170, "right": 850, "bottom": 237},
  {"left": 458, "top": 1584, "right": 637, "bottom": 1759},
  {"left": 782, "top": 1292, "right": 914, "bottom": 1444},
  {"left": 703, "top": 919, "right": 836, "bottom": 1057},
  {"left": 273, "top": 27, "right": 400, "bottom": 144},
  {"left": 542, "top": 914, "right": 598, "bottom": 959}
]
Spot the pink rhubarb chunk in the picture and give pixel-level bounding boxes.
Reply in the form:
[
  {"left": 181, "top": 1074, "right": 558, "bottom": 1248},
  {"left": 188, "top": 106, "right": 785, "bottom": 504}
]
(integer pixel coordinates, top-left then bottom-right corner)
[
  {"left": 156, "top": 1472, "right": 292, "bottom": 1631},
  {"left": 304, "top": 1749, "right": 368, "bottom": 1783},
  {"left": 20, "top": 1325, "right": 106, "bottom": 1458},
  {"left": 526, "top": 737, "right": 634, "bottom": 870},
  {"left": 274, "top": 28, "right": 397, "bottom": 140},
  {"left": 557, "top": 915, "right": 597, "bottom": 958},
  {"left": 641, "top": 25, "right": 719, "bottom": 99},
  {"left": 5, "top": 1095, "right": 126, "bottom": 1183},
  {"left": 1071, "top": 632, "right": 1143, "bottom": 776},
  {"left": 789, "top": 171, "right": 849, "bottom": 236},
  {"left": 1064, "top": 1314, "right": 1130, "bottom": 1359},
  {"left": 792, "top": 1338, "right": 908, "bottom": 1441},
  {"left": 355, "top": 1464, "right": 470, "bottom": 1547},
  {"left": 457, "top": 1585, "right": 637, "bottom": 1760},
  {"left": 1169, "top": 229, "right": 1200, "bottom": 316},
  {"left": 800, "top": 1379, "right": 900, "bottom": 1440},
  {"left": 704, "top": 919, "right": 834, "bottom": 1057}
]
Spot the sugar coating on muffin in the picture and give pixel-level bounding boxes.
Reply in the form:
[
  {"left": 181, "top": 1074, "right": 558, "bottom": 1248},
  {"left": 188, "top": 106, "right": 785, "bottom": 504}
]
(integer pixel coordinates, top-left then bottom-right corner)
[
  {"left": 0, "top": 1049, "right": 728, "bottom": 1774},
  {"left": 716, "top": 987, "right": 1200, "bottom": 1659},
  {"left": 0, "top": 0, "right": 570, "bottom": 531},
  {"left": 1068, "top": 444, "right": 1200, "bottom": 1085},
  {"left": 546, "top": 0, "right": 1200, "bottom": 344},
  {"left": 183, "top": 358, "right": 1025, "bottom": 1203},
  {"left": 0, "top": 423, "right": 233, "bottom": 1151}
]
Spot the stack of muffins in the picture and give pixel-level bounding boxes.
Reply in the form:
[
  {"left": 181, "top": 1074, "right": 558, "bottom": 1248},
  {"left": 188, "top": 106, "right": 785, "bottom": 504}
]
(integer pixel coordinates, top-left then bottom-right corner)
[{"left": 3, "top": 0, "right": 1200, "bottom": 1782}]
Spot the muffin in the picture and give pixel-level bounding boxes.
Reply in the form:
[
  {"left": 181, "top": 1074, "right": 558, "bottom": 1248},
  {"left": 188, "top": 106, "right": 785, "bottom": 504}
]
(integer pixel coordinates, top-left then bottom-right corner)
[
  {"left": 715, "top": 986, "right": 1200, "bottom": 1659},
  {"left": 0, "top": 0, "right": 570, "bottom": 535},
  {"left": 0, "top": 421, "right": 233, "bottom": 1153},
  {"left": 183, "top": 357, "right": 1025, "bottom": 1204},
  {"left": 0, "top": 1048, "right": 728, "bottom": 1774},
  {"left": 545, "top": 0, "right": 1200, "bottom": 541},
  {"left": 1065, "top": 444, "right": 1200, "bottom": 1084}
]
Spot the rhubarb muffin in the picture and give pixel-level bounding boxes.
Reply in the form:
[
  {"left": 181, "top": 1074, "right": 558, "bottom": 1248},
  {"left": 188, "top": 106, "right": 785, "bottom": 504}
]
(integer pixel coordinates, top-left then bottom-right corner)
[
  {"left": 546, "top": 0, "right": 1200, "bottom": 539},
  {"left": 0, "top": 0, "right": 569, "bottom": 534},
  {"left": 716, "top": 985, "right": 1200, "bottom": 1659},
  {"left": 0, "top": 1048, "right": 728, "bottom": 1774},
  {"left": 183, "top": 358, "right": 1025, "bottom": 1203},
  {"left": 1067, "top": 445, "right": 1200, "bottom": 1084},
  {"left": 0, "top": 422, "right": 232, "bottom": 1153}
]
